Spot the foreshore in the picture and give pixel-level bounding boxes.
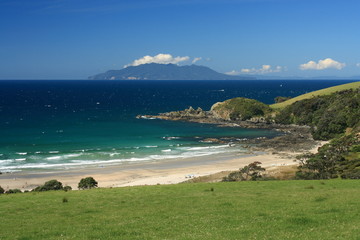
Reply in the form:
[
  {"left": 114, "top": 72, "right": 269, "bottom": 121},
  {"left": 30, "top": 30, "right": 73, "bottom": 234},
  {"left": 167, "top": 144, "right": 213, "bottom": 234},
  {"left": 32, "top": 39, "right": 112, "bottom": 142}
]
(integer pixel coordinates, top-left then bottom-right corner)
[{"left": 0, "top": 136, "right": 325, "bottom": 191}]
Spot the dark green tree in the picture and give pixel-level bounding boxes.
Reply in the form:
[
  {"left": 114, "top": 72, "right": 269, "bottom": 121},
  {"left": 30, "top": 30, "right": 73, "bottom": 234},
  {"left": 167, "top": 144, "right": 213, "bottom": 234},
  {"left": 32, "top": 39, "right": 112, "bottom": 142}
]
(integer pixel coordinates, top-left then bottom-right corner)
[
  {"left": 6, "top": 189, "right": 22, "bottom": 194},
  {"left": 222, "top": 161, "right": 265, "bottom": 181},
  {"left": 33, "top": 179, "right": 63, "bottom": 192},
  {"left": 0, "top": 186, "right": 4, "bottom": 194},
  {"left": 78, "top": 177, "right": 98, "bottom": 190},
  {"left": 240, "top": 161, "right": 266, "bottom": 180},
  {"left": 274, "top": 96, "right": 291, "bottom": 103}
]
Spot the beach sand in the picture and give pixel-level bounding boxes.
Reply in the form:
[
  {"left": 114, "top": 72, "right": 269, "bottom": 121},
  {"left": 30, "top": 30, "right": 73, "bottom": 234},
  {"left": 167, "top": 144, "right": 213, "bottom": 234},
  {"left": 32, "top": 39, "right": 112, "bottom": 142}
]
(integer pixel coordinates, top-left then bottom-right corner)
[{"left": 0, "top": 141, "right": 325, "bottom": 191}]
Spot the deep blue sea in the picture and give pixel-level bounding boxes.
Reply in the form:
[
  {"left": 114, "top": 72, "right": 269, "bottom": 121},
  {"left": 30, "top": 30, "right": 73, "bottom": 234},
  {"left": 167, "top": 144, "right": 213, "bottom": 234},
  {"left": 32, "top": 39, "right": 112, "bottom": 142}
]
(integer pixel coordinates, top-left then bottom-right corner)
[{"left": 0, "top": 80, "right": 356, "bottom": 172}]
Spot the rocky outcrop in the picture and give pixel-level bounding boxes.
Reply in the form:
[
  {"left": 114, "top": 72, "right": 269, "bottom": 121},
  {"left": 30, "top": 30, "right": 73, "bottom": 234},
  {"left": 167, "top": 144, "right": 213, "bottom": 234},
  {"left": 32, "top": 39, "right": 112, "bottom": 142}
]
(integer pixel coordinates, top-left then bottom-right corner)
[{"left": 137, "top": 106, "right": 212, "bottom": 121}]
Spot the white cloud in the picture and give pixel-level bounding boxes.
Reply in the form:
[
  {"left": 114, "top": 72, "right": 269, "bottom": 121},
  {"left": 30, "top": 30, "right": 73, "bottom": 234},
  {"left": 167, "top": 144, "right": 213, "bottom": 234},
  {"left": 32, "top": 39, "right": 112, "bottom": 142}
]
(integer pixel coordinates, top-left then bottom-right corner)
[
  {"left": 225, "top": 70, "right": 241, "bottom": 75},
  {"left": 299, "top": 58, "right": 345, "bottom": 70},
  {"left": 125, "top": 53, "right": 190, "bottom": 68},
  {"left": 226, "top": 65, "right": 283, "bottom": 75},
  {"left": 356, "top": 63, "right": 360, "bottom": 67},
  {"left": 192, "top": 57, "right": 202, "bottom": 64},
  {"left": 240, "top": 65, "right": 283, "bottom": 74}
]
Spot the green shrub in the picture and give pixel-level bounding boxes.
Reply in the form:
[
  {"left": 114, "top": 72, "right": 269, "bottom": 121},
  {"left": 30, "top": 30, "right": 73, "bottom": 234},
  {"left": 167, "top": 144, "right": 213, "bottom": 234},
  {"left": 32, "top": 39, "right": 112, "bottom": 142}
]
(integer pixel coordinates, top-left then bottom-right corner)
[
  {"left": 63, "top": 186, "right": 72, "bottom": 192},
  {"left": 274, "top": 96, "right": 291, "bottom": 103},
  {"left": 78, "top": 177, "right": 98, "bottom": 190},
  {"left": 32, "top": 179, "right": 64, "bottom": 192},
  {"left": 222, "top": 162, "right": 265, "bottom": 182},
  {"left": 6, "top": 189, "right": 22, "bottom": 194},
  {"left": 0, "top": 186, "right": 4, "bottom": 194}
]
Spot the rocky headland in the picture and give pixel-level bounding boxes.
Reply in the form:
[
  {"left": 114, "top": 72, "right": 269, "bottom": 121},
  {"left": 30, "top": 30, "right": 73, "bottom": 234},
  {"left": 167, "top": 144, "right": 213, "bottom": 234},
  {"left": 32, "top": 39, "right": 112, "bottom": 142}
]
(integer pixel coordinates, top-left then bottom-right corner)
[{"left": 137, "top": 101, "right": 319, "bottom": 154}]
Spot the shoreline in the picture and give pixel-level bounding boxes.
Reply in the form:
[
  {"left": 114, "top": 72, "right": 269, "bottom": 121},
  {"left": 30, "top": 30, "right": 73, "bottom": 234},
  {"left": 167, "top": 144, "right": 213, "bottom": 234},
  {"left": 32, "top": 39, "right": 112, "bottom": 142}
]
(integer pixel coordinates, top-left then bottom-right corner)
[{"left": 0, "top": 138, "right": 325, "bottom": 191}]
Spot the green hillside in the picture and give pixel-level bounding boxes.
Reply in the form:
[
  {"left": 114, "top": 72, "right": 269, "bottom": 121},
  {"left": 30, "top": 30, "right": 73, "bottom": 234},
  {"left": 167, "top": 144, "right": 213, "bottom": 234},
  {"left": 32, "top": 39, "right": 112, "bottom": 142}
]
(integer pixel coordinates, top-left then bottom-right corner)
[
  {"left": 1, "top": 180, "right": 360, "bottom": 239},
  {"left": 271, "top": 81, "right": 360, "bottom": 109}
]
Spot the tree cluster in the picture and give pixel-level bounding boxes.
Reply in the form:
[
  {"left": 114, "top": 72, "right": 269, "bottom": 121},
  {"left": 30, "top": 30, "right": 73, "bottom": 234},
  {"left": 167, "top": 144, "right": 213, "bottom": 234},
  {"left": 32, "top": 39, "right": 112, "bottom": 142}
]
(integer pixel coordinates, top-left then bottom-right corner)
[
  {"left": 296, "top": 133, "right": 360, "bottom": 179},
  {"left": 0, "top": 176, "right": 98, "bottom": 194},
  {"left": 275, "top": 89, "right": 360, "bottom": 140}
]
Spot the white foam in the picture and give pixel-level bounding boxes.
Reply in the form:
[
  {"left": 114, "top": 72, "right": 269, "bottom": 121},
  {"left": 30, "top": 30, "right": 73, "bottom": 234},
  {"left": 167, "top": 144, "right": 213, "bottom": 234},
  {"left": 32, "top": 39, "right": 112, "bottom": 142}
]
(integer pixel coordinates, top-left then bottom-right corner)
[
  {"left": 184, "top": 145, "right": 228, "bottom": 151},
  {"left": 49, "top": 151, "right": 59, "bottom": 154},
  {"left": 161, "top": 149, "right": 172, "bottom": 152},
  {"left": 64, "top": 153, "right": 83, "bottom": 158},
  {"left": 46, "top": 156, "right": 62, "bottom": 160},
  {"left": 163, "top": 136, "right": 181, "bottom": 140},
  {"left": 15, "top": 158, "right": 26, "bottom": 161},
  {"left": 16, "top": 152, "right": 27, "bottom": 155},
  {"left": 145, "top": 146, "right": 158, "bottom": 148},
  {"left": 109, "top": 153, "right": 121, "bottom": 157}
]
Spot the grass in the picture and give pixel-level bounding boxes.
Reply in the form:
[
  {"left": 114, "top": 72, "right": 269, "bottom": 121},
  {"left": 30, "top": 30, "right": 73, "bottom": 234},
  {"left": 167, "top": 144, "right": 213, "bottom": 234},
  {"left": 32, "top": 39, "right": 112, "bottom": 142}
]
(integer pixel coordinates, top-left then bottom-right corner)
[
  {"left": 270, "top": 81, "right": 360, "bottom": 109},
  {"left": 1, "top": 180, "right": 360, "bottom": 239}
]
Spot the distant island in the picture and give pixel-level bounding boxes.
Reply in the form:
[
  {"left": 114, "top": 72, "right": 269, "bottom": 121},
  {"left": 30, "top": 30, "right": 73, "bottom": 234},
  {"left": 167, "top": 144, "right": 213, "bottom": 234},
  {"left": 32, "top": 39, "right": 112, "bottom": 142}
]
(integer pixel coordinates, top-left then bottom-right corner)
[{"left": 88, "top": 63, "right": 255, "bottom": 80}]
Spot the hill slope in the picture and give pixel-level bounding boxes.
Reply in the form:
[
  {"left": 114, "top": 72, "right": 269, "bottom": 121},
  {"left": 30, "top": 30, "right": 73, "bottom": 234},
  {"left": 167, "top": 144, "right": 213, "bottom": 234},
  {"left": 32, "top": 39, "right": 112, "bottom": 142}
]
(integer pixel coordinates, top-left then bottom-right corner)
[
  {"left": 271, "top": 81, "right": 360, "bottom": 109},
  {"left": 88, "top": 63, "right": 255, "bottom": 80}
]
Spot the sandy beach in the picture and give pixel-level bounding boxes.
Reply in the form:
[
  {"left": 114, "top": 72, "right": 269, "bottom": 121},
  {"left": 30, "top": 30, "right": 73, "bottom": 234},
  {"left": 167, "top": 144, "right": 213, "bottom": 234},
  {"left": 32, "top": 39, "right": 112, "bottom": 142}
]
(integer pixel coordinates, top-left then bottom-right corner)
[{"left": 0, "top": 140, "right": 324, "bottom": 191}]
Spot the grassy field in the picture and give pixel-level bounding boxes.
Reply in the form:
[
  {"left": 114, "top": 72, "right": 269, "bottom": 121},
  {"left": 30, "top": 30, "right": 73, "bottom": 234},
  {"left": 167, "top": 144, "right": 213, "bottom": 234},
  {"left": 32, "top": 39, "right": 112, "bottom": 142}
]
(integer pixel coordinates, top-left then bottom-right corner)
[
  {"left": 1, "top": 180, "right": 360, "bottom": 240},
  {"left": 270, "top": 81, "right": 360, "bottom": 109}
]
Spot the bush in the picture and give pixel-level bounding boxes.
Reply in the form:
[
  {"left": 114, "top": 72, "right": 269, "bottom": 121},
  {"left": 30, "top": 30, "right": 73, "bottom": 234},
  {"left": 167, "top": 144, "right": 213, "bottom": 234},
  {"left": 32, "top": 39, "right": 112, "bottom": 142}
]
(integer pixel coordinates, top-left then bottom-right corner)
[
  {"left": 222, "top": 162, "right": 265, "bottom": 182},
  {"left": 32, "top": 179, "right": 64, "bottom": 192},
  {"left": 6, "top": 189, "right": 22, "bottom": 194},
  {"left": 0, "top": 186, "right": 4, "bottom": 194},
  {"left": 274, "top": 96, "right": 291, "bottom": 103},
  {"left": 78, "top": 177, "right": 98, "bottom": 190},
  {"left": 63, "top": 186, "right": 72, "bottom": 192}
]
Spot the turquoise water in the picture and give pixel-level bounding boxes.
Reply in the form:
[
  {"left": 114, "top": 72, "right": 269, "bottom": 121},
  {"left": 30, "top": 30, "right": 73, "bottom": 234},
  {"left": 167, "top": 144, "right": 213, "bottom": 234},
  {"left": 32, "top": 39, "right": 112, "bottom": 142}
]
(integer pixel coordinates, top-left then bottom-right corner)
[{"left": 0, "top": 80, "right": 355, "bottom": 171}]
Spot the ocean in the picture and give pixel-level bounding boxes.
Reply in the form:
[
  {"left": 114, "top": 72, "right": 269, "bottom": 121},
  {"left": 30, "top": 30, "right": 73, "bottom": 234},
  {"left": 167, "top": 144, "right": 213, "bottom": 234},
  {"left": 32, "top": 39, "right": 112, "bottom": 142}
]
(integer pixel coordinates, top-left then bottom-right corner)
[{"left": 0, "top": 80, "right": 356, "bottom": 172}]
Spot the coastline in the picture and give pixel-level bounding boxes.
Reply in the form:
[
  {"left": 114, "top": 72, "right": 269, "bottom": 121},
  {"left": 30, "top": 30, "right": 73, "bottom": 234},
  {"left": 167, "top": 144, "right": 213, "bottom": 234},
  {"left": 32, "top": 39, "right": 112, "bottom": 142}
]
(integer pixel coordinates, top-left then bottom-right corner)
[{"left": 0, "top": 137, "right": 325, "bottom": 191}]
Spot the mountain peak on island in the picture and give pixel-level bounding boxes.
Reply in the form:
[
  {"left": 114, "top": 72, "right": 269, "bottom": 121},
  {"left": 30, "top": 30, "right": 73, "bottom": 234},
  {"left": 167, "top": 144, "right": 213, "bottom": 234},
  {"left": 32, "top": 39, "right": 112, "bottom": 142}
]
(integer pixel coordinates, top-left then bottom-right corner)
[{"left": 88, "top": 63, "right": 255, "bottom": 80}]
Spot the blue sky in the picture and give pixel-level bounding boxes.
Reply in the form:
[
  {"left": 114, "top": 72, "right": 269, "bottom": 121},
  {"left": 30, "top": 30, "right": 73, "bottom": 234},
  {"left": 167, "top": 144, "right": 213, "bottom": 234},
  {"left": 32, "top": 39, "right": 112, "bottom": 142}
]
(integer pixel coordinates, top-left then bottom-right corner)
[{"left": 1, "top": 0, "right": 360, "bottom": 79}]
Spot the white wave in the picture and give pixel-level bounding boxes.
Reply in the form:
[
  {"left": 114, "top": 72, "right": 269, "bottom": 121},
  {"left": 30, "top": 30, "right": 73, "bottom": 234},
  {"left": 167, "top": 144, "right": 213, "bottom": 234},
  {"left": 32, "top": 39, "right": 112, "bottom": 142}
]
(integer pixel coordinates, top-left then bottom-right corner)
[
  {"left": 0, "top": 159, "right": 13, "bottom": 165},
  {"left": 16, "top": 152, "right": 27, "bottom": 155},
  {"left": 183, "top": 145, "right": 229, "bottom": 151},
  {"left": 0, "top": 142, "right": 244, "bottom": 171},
  {"left": 47, "top": 156, "right": 62, "bottom": 160},
  {"left": 162, "top": 136, "right": 181, "bottom": 140},
  {"left": 64, "top": 153, "right": 83, "bottom": 158},
  {"left": 139, "top": 116, "right": 156, "bottom": 120},
  {"left": 109, "top": 153, "right": 121, "bottom": 157},
  {"left": 49, "top": 151, "right": 59, "bottom": 154},
  {"left": 15, "top": 158, "right": 26, "bottom": 161}
]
